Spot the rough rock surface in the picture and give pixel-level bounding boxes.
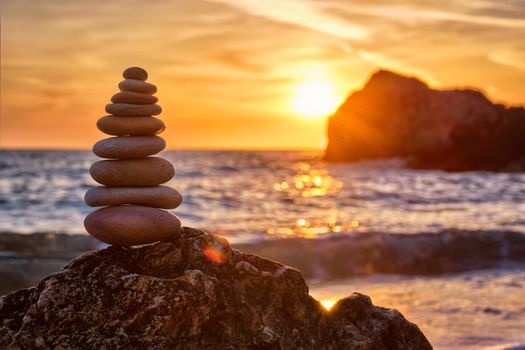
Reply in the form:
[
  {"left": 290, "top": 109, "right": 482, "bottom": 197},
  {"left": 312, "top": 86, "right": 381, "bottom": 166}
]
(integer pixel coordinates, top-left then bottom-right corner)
[
  {"left": 325, "top": 70, "right": 525, "bottom": 171},
  {"left": 0, "top": 227, "right": 432, "bottom": 349}
]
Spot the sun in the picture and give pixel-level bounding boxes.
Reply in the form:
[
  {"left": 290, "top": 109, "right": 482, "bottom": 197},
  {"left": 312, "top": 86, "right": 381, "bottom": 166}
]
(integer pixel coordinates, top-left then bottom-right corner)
[
  {"left": 292, "top": 81, "right": 341, "bottom": 119},
  {"left": 320, "top": 299, "right": 336, "bottom": 311}
]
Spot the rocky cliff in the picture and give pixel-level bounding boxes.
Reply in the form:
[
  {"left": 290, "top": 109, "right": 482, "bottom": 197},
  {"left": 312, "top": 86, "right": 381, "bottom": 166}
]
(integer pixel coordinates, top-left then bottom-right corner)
[
  {"left": 325, "top": 70, "right": 525, "bottom": 171},
  {"left": 0, "top": 227, "right": 432, "bottom": 349}
]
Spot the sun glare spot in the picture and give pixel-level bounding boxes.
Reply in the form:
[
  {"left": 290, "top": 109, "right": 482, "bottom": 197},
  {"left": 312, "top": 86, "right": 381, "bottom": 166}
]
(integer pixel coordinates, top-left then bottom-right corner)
[
  {"left": 321, "top": 299, "right": 336, "bottom": 311},
  {"left": 296, "top": 218, "right": 307, "bottom": 226},
  {"left": 292, "top": 81, "right": 341, "bottom": 118},
  {"left": 203, "top": 244, "right": 225, "bottom": 264}
]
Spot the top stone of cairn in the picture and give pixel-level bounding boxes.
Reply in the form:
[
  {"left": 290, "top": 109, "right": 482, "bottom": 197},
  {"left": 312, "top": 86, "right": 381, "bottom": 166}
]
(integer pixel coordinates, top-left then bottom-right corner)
[{"left": 123, "top": 67, "right": 148, "bottom": 81}]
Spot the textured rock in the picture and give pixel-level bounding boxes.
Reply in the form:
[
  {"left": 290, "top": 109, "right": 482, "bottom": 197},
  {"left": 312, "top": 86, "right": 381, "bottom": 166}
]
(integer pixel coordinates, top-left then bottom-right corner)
[
  {"left": 123, "top": 67, "right": 148, "bottom": 81},
  {"left": 106, "top": 103, "right": 162, "bottom": 116},
  {"left": 0, "top": 227, "right": 432, "bottom": 349},
  {"left": 325, "top": 70, "right": 525, "bottom": 171},
  {"left": 90, "top": 157, "right": 175, "bottom": 187},
  {"left": 97, "top": 115, "right": 165, "bottom": 136},
  {"left": 84, "top": 206, "right": 181, "bottom": 245},
  {"left": 93, "top": 135, "right": 166, "bottom": 159},
  {"left": 111, "top": 91, "right": 158, "bottom": 105},
  {"left": 85, "top": 186, "right": 182, "bottom": 209},
  {"left": 119, "top": 79, "right": 157, "bottom": 94}
]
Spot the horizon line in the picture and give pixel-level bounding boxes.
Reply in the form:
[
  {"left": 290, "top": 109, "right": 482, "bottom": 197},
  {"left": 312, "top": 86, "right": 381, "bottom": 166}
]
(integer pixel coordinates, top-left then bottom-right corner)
[{"left": 0, "top": 146, "right": 324, "bottom": 152}]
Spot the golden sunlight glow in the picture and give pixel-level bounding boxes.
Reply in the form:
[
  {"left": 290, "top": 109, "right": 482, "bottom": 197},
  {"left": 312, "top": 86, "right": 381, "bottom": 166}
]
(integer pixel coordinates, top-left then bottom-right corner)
[
  {"left": 203, "top": 244, "right": 225, "bottom": 264},
  {"left": 321, "top": 299, "right": 336, "bottom": 311},
  {"left": 273, "top": 162, "right": 343, "bottom": 198},
  {"left": 292, "top": 81, "right": 342, "bottom": 118}
]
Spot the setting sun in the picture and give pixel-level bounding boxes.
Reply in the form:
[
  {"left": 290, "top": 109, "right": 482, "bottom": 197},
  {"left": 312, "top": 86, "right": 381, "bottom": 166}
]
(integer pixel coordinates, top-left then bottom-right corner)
[
  {"left": 292, "top": 81, "right": 342, "bottom": 119},
  {"left": 320, "top": 299, "right": 336, "bottom": 311}
]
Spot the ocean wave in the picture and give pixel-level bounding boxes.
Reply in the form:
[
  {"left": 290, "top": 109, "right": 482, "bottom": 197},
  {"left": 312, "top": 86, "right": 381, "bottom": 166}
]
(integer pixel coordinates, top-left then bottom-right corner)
[
  {"left": 236, "top": 229, "right": 525, "bottom": 280},
  {"left": 2, "top": 229, "right": 524, "bottom": 281},
  {"left": 3, "top": 150, "right": 525, "bottom": 237}
]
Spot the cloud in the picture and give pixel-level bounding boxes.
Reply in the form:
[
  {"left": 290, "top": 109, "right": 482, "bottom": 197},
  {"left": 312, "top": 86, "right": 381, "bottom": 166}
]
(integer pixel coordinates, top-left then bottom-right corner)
[
  {"left": 2, "top": 0, "right": 525, "bottom": 148},
  {"left": 488, "top": 51, "right": 525, "bottom": 72},
  {"left": 359, "top": 5, "right": 525, "bottom": 28},
  {"left": 207, "top": 0, "right": 369, "bottom": 40},
  {"left": 356, "top": 50, "right": 438, "bottom": 86}
]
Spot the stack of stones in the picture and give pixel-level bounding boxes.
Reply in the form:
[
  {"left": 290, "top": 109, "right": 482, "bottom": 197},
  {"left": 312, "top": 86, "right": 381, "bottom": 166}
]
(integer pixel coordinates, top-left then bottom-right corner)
[{"left": 84, "top": 67, "right": 182, "bottom": 246}]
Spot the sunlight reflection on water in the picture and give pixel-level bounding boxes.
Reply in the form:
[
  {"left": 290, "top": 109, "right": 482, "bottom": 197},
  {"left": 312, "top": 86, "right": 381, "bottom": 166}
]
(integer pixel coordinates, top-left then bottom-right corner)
[
  {"left": 310, "top": 269, "right": 525, "bottom": 350},
  {"left": 269, "top": 160, "right": 360, "bottom": 238},
  {"left": 2, "top": 150, "right": 525, "bottom": 244},
  {"left": 273, "top": 161, "right": 344, "bottom": 198}
]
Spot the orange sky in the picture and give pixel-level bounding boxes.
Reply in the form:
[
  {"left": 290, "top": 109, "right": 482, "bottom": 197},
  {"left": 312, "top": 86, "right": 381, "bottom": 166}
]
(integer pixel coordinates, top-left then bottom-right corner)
[{"left": 1, "top": 0, "right": 525, "bottom": 150}]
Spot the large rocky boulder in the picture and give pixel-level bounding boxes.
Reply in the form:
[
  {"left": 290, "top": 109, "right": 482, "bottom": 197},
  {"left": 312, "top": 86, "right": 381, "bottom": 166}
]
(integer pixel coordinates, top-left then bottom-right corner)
[
  {"left": 325, "top": 70, "right": 525, "bottom": 171},
  {"left": 0, "top": 227, "right": 432, "bottom": 349}
]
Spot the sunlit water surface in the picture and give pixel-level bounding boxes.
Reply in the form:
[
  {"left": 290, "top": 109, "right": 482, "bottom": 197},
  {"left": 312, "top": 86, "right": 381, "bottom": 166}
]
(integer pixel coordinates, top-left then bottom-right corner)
[
  {"left": 310, "top": 269, "right": 525, "bottom": 350},
  {"left": 1, "top": 150, "right": 525, "bottom": 241},
  {"left": 1, "top": 150, "right": 525, "bottom": 349}
]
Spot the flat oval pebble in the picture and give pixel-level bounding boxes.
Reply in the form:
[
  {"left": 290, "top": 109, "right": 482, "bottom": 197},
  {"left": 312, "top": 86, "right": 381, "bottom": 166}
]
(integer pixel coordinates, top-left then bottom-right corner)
[
  {"left": 119, "top": 79, "right": 157, "bottom": 94},
  {"left": 97, "top": 115, "right": 165, "bottom": 136},
  {"left": 84, "top": 205, "right": 181, "bottom": 246},
  {"left": 123, "top": 67, "right": 148, "bottom": 81},
  {"left": 90, "top": 157, "right": 174, "bottom": 186},
  {"left": 106, "top": 103, "right": 161, "bottom": 116},
  {"left": 111, "top": 91, "right": 158, "bottom": 105},
  {"left": 85, "top": 186, "right": 182, "bottom": 209},
  {"left": 93, "top": 136, "right": 166, "bottom": 159}
]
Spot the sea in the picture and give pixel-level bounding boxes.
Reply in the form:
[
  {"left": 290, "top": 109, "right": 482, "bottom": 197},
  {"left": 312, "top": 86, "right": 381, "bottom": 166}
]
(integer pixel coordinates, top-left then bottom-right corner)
[{"left": 1, "top": 150, "right": 525, "bottom": 350}]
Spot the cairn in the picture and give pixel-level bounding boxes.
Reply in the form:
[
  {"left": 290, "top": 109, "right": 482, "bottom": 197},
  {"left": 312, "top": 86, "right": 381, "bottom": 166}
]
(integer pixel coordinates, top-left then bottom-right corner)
[{"left": 84, "top": 67, "right": 182, "bottom": 246}]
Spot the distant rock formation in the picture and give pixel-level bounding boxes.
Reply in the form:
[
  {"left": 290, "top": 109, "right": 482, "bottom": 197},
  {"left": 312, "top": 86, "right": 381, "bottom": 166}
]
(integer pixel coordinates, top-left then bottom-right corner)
[
  {"left": 325, "top": 70, "right": 525, "bottom": 171},
  {"left": 0, "top": 227, "right": 431, "bottom": 349}
]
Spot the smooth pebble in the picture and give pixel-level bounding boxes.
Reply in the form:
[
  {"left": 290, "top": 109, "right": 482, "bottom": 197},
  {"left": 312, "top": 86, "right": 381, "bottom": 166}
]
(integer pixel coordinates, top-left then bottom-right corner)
[
  {"left": 93, "top": 136, "right": 166, "bottom": 159},
  {"left": 119, "top": 79, "right": 157, "bottom": 94},
  {"left": 85, "top": 186, "right": 182, "bottom": 209},
  {"left": 90, "top": 157, "right": 175, "bottom": 186},
  {"left": 123, "top": 67, "right": 148, "bottom": 81},
  {"left": 84, "top": 205, "right": 181, "bottom": 246},
  {"left": 111, "top": 91, "right": 158, "bottom": 105},
  {"left": 97, "top": 115, "right": 165, "bottom": 136},
  {"left": 106, "top": 103, "right": 161, "bottom": 116}
]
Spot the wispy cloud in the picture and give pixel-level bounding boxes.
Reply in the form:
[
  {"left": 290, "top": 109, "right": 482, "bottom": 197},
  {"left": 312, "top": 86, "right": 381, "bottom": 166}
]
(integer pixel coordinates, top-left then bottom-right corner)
[
  {"left": 356, "top": 50, "right": 438, "bottom": 86},
  {"left": 332, "top": 3, "right": 525, "bottom": 29},
  {"left": 1, "top": 0, "right": 525, "bottom": 149},
  {"left": 208, "top": 0, "right": 369, "bottom": 40},
  {"left": 488, "top": 51, "right": 525, "bottom": 72}
]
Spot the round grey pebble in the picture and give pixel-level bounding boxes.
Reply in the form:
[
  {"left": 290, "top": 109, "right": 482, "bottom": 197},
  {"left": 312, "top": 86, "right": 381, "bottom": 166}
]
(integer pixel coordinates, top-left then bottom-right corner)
[
  {"left": 105, "top": 103, "right": 161, "bottom": 116},
  {"left": 90, "top": 157, "right": 175, "bottom": 187},
  {"left": 84, "top": 205, "right": 181, "bottom": 246},
  {"left": 97, "top": 115, "right": 165, "bottom": 136},
  {"left": 111, "top": 91, "right": 158, "bottom": 105},
  {"left": 123, "top": 67, "right": 148, "bottom": 81},
  {"left": 119, "top": 79, "right": 157, "bottom": 94},
  {"left": 85, "top": 186, "right": 183, "bottom": 209},
  {"left": 93, "top": 135, "right": 166, "bottom": 159}
]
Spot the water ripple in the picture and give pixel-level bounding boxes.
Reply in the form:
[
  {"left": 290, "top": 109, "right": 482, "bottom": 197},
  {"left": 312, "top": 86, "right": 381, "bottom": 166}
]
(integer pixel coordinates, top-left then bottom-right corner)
[{"left": 1, "top": 150, "right": 525, "bottom": 242}]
